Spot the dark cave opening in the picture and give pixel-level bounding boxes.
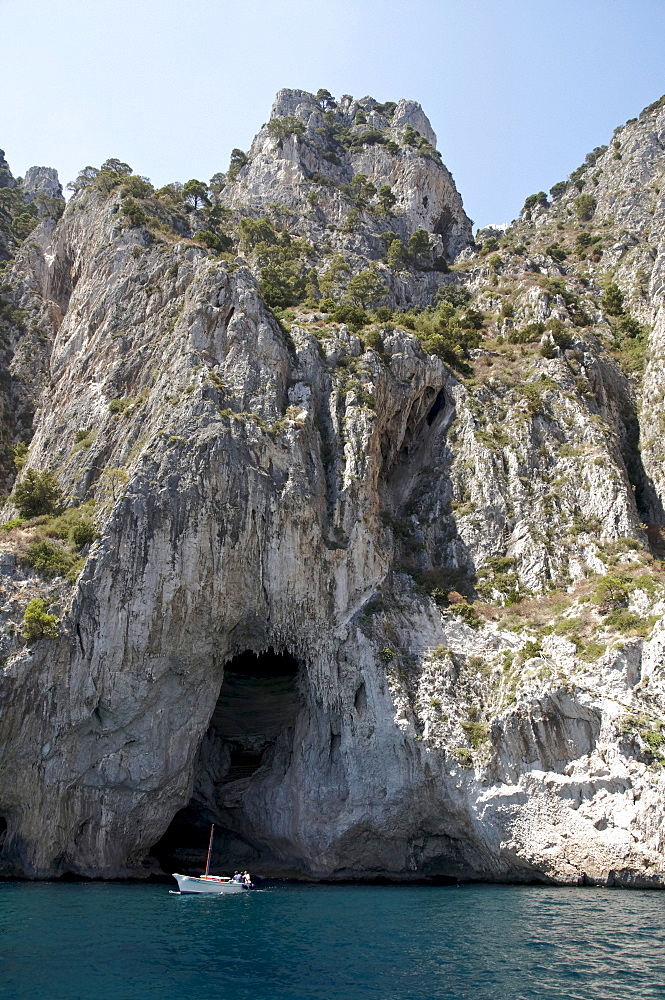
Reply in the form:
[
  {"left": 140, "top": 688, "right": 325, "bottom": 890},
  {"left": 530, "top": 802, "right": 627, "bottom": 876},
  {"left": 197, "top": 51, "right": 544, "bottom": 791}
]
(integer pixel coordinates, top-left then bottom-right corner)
[
  {"left": 0, "top": 816, "right": 7, "bottom": 853},
  {"left": 426, "top": 389, "right": 445, "bottom": 426},
  {"left": 151, "top": 649, "right": 300, "bottom": 874}
]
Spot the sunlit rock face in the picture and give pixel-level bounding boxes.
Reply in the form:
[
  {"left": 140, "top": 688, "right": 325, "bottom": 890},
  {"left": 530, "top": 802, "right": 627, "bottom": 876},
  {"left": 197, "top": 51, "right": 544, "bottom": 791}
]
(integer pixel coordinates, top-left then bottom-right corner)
[
  {"left": 0, "top": 91, "right": 664, "bottom": 887},
  {"left": 222, "top": 89, "right": 473, "bottom": 266}
]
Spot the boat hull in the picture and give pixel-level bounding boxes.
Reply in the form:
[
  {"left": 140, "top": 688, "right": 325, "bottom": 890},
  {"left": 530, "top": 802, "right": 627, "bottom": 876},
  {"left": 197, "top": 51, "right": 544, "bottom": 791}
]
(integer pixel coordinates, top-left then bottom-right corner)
[{"left": 172, "top": 873, "right": 248, "bottom": 894}]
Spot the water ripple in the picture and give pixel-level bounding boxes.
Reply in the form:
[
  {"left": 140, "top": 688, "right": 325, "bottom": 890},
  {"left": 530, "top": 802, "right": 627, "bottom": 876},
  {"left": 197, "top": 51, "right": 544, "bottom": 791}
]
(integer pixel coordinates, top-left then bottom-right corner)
[{"left": 1, "top": 882, "right": 664, "bottom": 999}]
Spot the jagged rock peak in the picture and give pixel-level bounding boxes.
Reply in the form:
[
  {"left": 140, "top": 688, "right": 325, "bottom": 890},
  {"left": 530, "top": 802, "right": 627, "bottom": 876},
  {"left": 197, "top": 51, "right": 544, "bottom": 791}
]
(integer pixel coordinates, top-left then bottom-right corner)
[
  {"left": 22, "top": 166, "right": 63, "bottom": 202},
  {"left": 0, "top": 149, "right": 16, "bottom": 188},
  {"left": 270, "top": 89, "right": 438, "bottom": 147},
  {"left": 223, "top": 87, "right": 472, "bottom": 262}
]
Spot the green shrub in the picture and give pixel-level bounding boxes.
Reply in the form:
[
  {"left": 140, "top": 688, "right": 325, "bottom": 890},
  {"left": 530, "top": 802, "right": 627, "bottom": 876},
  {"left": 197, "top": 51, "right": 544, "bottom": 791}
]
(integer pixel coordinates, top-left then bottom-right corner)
[
  {"left": 521, "top": 639, "right": 542, "bottom": 661},
  {"left": 585, "top": 145, "right": 607, "bottom": 167},
  {"left": 576, "top": 231, "right": 592, "bottom": 252},
  {"left": 522, "top": 192, "right": 548, "bottom": 217},
  {"left": 407, "top": 229, "right": 430, "bottom": 257},
  {"left": 569, "top": 165, "right": 586, "bottom": 190},
  {"left": 20, "top": 598, "right": 59, "bottom": 642},
  {"left": 362, "top": 327, "right": 384, "bottom": 352},
  {"left": 267, "top": 116, "right": 306, "bottom": 141},
  {"left": 378, "top": 185, "right": 396, "bottom": 213},
  {"left": 387, "top": 239, "right": 406, "bottom": 269},
  {"left": 478, "top": 236, "right": 499, "bottom": 255},
  {"left": 574, "top": 194, "right": 596, "bottom": 221},
  {"left": 604, "top": 609, "right": 652, "bottom": 635},
  {"left": 120, "top": 175, "right": 154, "bottom": 199},
  {"left": 316, "top": 89, "right": 336, "bottom": 110},
  {"left": 108, "top": 397, "right": 133, "bottom": 415},
  {"left": 354, "top": 128, "right": 388, "bottom": 148},
  {"left": 546, "top": 242, "right": 567, "bottom": 262},
  {"left": 0, "top": 517, "right": 23, "bottom": 532},
  {"left": 23, "top": 539, "right": 82, "bottom": 580},
  {"left": 461, "top": 720, "right": 489, "bottom": 748},
  {"left": 578, "top": 641, "right": 606, "bottom": 662},
  {"left": 332, "top": 303, "right": 369, "bottom": 330},
  {"left": 641, "top": 726, "right": 665, "bottom": 753},
  {"left": 100, "top": 467, "right": 129, "bottom": 501},
  {"left": 438, "top": 286, "right": 471, "bottom": 308},
  {"left": 237, "top": 217, "right": 316, "bottom": 309},
  {"left": 319, "top": 254, "right": 351, "bottom": 300},
  {"left": 182, "top": 179, "right": 210, "bottom": 209},
  {"left": 237, "top": 215, "right": 278, "bottom": 251},
  {"left": 343, "top": 209, "right": 360, "bottom": 232},
  {"left": 396, "top": 297, "right": 482, "bottom": 371},
  {"left": 379, "top": 647, "right": 394, "bottom": 663},
  {"left": 601, "top": 282, "right": 624, "bottom": 316},
  {"left": 74, "top": 429, "right": 95, "bottom": 450},
  {"left": 380, "top": 230, "right": 401, "bottom": 248},
  {"left": 613, "top": 325, "right": 649, "bottom": 375},
  {"left": 195, "top": 230, "right": 229, "bottom": 251},
  {"left": 550, "top": 181, "right": 568, "bottom": 200},
  {"left": 13, "top": 470, "right": 64, "bottom": 518},
  {"left": 227, "top": 148, "right": 248, "bottom": 181},
  {"left": 348, "top": 173, "right": 376, "bottom": 208},
  {"left": 11, "top": 212, "right": 39, "bottom": 239},
  {"left": 593, "top": 576, "right": 629, "bottom": 613},
  {"left": 259, "top": 259, "right": 307, "bottom": 308},
  {"left": 548, "top": 318, "right": 574, "bottom": 349},
  {"left": 346, "top": 270, "right": 387, "bottom": 309},
  {"left": 38, "top": 505, "right": 96, "bottom": 544},
  {"left": 616, "top": 314, "right": 642, "bottom": 339},
  {"left": 454, "top": 747, "right": 474, "bottom": 767},
  {"left": 401, "top": 124, "right": 419, "bottom": 146},
  {"left": 507, "top": 322, "right": 544, "bottom": 344},
  {"left": 122, "top": 197, "right": 147, "bottom": 228},
  {"left": 452, "top": 603, "right": 481, "bottom": 629},
  {"left": 303, "top": 268, "right": 321, "bottom": 304},
  {"left": 12, "top": 442, "right": 28, "bottom": 469},
  {"left": 70, "top": 516, "right": 97, "bottom": 548}
]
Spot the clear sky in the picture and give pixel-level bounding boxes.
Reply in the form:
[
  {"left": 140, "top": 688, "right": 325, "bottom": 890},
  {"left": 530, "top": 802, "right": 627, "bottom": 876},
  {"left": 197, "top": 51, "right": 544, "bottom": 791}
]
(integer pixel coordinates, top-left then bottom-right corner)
[{"left": 1, "top": 0, "right": 664, "bottom": 229}]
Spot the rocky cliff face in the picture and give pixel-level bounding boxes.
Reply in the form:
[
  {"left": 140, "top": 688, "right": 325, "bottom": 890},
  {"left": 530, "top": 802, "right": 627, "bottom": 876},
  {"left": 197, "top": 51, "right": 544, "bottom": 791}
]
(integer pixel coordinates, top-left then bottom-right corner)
[
  {"left": 0, "top": 90, "right": 664, "bottom": 885},
  {"left": 223, "top": 90, "right": 472, "bottom": 267}
]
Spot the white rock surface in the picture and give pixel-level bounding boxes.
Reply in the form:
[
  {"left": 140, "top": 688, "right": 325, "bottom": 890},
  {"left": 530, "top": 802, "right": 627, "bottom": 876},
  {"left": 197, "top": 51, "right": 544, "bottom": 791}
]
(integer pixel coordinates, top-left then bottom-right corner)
[{"left": 0, "top": 92, "right": 664, "bottom": 886}]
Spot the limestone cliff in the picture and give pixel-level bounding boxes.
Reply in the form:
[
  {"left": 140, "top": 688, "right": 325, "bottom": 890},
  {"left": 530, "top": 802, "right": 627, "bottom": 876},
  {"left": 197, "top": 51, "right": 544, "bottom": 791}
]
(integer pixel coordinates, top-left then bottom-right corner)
[{"left": 0, "top": 90, "right": 664, "bottom": 885}]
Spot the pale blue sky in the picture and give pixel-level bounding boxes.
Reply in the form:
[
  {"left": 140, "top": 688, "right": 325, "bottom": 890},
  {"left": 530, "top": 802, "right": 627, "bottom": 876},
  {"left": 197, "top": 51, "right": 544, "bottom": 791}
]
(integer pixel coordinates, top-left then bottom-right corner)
[{"left": 1, "top": 0, "right": 663, "bottom": 228}]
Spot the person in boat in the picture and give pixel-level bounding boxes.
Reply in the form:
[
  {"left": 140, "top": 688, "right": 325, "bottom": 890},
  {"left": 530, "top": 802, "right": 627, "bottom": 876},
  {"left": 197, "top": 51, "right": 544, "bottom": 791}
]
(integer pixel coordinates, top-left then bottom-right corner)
[
  {"left": 231, "top": 871, "right": 244, "bottom": 883},
  {"left": 242, "top": 871, "right": 252, "bottom": 886}
]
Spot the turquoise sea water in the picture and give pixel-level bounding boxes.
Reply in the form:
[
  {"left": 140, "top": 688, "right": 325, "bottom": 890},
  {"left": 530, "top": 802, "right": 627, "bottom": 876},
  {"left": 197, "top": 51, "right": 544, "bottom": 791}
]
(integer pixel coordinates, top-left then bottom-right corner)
[{"left": 1, "top": 881, "right": 665, "bottom": 1000}]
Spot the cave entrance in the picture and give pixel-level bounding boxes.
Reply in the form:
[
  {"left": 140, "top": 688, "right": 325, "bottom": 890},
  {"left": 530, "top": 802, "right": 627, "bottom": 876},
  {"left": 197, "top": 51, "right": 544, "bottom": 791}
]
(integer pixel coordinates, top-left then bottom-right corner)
[{"left": 151, "top": 649, "right": 300, "bottom": 874}]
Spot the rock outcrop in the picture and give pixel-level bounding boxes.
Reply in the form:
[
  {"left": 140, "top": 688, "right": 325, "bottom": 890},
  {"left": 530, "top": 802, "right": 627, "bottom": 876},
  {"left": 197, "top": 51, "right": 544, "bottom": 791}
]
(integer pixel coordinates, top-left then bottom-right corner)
[
  {"left": 0, "top": 89, "right": 664, "bottom": 885},
  {"left": 22, "top": 166, "right": 63, "bottom": 205},
  {"left": 222, "top": 90, "right": 472, "bottom": 269}
]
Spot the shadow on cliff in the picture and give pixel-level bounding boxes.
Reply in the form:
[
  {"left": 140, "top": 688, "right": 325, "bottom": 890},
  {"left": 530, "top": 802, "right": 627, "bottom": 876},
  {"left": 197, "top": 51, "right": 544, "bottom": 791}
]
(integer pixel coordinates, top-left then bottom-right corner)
[{"left": 379, "top": 381, "right": 479, "bottom": 600}]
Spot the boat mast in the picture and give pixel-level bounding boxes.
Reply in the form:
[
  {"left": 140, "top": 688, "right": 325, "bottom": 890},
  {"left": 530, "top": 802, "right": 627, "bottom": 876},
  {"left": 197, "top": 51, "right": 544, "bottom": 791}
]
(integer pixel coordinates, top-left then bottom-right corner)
[{"left": 204, "top": 824, "right": 215, "bottom": 877}]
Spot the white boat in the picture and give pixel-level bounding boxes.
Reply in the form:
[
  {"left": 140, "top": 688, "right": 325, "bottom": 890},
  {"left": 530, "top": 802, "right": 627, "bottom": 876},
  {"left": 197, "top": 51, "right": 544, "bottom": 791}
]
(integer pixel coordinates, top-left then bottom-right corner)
[
  {"left": 170, "top": 824, "right": 254, "bottom": 894},
  {"left": 172, "top": 873, "right": 249, "bottom": 894}
]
